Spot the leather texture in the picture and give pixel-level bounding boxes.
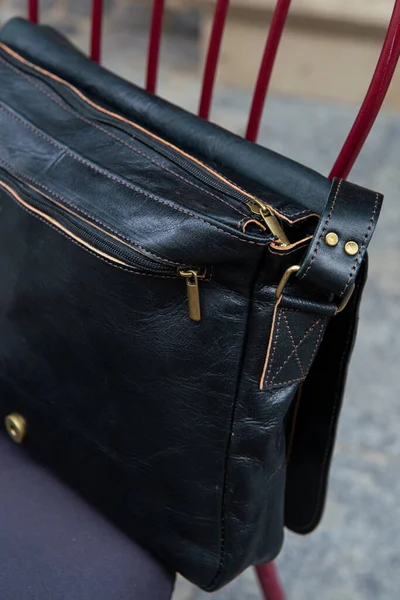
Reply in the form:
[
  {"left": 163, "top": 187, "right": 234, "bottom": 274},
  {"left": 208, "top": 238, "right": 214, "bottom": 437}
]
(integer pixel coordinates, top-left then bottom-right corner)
[
  {"left": 0, "top": 19, "right": 383, "bottom": 591},
  {"left": 298, "top": 178, "right": 382, "bottom": 297},
  {"left": 0, "top": 18, "right": 331, "bottom": 215}
]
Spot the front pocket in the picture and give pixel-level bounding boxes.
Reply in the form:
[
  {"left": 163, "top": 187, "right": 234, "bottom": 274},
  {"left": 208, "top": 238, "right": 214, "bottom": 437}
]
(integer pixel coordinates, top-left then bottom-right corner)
[{"left": 0, "top": 171, "right": 207, "bottom": 321}]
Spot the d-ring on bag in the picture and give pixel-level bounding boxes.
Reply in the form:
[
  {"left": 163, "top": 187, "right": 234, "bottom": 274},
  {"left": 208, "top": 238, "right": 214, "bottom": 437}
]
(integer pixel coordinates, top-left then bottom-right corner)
[{"left": 0, "top": 18, "right": 382, "bottom": 591}]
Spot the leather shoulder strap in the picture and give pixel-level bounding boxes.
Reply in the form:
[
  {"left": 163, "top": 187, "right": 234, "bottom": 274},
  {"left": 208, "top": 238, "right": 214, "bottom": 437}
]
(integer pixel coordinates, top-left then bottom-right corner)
[
  {"left": 285, "top": 259, "right": 368, "bottom": 532},
  {"left": 297, "top": 178, "right": 382, "bottom": 298}
]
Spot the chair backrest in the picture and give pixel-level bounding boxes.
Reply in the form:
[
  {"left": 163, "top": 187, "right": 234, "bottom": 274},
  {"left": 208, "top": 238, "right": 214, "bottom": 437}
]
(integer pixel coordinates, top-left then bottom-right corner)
[{"left": 27, "top": 0, "right": 400, "bottom": 180}]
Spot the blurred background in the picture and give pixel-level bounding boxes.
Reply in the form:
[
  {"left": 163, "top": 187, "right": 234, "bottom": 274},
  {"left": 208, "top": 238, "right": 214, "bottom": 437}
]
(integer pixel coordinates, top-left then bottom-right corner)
[{"left": 0, "top": 1, "right": 399, "bottom": 599}]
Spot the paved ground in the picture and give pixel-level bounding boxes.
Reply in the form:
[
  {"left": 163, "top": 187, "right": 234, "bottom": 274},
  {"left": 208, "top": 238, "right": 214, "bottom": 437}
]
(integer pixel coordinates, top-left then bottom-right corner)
[{"left": 1, "top": 4, "right": 399, "bottom": 599}]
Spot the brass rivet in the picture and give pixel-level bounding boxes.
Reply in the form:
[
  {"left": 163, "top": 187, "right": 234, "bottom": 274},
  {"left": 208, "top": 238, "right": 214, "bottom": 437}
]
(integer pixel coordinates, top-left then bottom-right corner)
[
  {"left": 325, "top": 232, "right": 339, "bottom": 247},
  {"left": 5, "top": 413, "right": 27, "bottom": 444},
  {"left": 344, "top": 241, "right": 359, "bottom": 256}
]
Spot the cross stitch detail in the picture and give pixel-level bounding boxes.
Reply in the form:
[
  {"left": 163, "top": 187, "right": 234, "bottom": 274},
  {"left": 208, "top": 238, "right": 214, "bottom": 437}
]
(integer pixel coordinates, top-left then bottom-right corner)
[{"left": 263, "top": 308, "right": 327, "bottom": 388}]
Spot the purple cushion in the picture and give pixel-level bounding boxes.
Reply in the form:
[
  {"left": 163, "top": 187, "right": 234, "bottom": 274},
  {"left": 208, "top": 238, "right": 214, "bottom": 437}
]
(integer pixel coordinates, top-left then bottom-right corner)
[{"left": 0, "top": 433, "right": 175, "bottom": 600}]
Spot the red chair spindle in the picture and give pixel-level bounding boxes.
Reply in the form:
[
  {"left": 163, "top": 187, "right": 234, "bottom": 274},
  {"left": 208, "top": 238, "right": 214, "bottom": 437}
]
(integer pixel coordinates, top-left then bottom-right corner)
[
  {"left": 256, "top": 563, "right": 286, "bottom": 600},
  {"left": 198, "top": 0, "right": 230, "bottom": 119},
  {"left": 90, "top": 0, "right": 104, "bottom": 63},
  {"left": 28, "top": 0, "right": 39, "bottom": 23},
  {"left": 246, "top": 0, "right": 292, "bottom": 142},
  {"left": 146, "top": 0, "right": 166, "bottom": 94},
  {"left": 331, "top": 0, "right": 400, "bottom": 179}
]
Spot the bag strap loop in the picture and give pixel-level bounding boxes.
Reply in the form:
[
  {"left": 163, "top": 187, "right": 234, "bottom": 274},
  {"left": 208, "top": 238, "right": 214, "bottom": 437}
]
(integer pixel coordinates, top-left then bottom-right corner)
[{"left": 297, "top": 178, "right": 383, "bottom": 298}]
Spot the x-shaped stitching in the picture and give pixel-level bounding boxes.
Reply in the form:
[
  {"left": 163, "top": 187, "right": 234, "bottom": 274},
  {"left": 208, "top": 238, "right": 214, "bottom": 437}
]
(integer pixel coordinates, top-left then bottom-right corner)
[{"left": 269, "top": 316, "right": 322, "bottom": 385}]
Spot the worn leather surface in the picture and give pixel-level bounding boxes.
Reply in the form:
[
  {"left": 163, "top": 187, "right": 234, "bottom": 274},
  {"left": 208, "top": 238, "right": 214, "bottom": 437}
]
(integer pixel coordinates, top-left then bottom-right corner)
[{"left": 0, "top": 19, "right": 383, "bottom": 590}]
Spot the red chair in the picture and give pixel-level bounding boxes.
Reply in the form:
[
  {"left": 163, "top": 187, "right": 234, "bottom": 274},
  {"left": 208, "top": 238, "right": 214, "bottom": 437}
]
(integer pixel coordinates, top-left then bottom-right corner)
[{"left": 26, "top": 1, "right": 400, "bottom": 598}]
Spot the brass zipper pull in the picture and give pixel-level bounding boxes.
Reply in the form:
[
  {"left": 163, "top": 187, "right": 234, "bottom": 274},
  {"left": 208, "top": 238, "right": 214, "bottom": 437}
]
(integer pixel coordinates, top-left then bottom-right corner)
[
  {"left": 247, "top": 200, "right": 290, "bottom": 247},
  {"left": 179, "top": 269, "right": 201, "bottom": 321}
]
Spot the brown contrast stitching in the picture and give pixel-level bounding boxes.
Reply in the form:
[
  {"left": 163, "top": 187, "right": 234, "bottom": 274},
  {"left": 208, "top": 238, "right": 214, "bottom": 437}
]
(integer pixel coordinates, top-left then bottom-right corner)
[
  {"left": 303, "top": 320, "right": 326, "bottom": 372},
  {"left": 0, "top": 157, "right": 184, "bottom": 267},
  {"left": 0, "top": 183, "right": 180, "bottom": 280},
  {"left": 0, "top": 108, "right": 268, "bottom": 248},
  {"left": 340, "top": 193, "right": 380, "bottom": 296},
  {"left": 0, "top": 42, "right": 311, "bottom": 222},
  {"left": 283, "top": 312, "right": 305, "bottom": 378},
  {"left": 0, "top": 43, "right": 314, "bottom": 225},
  {"left": 268, "top": 317, "right": 322, "bottom": 385},
  {"left": 0, "top": 54, "right": 248, "bottom": 219},
  {"left": 299, "top": 179, "right": 342, "bottom": 280},
  {"left": 259, "top": 301, "right": 283, "bottom": 389},
  {"left": 268, "top": 319, "right": 326, "bottom": 388}
]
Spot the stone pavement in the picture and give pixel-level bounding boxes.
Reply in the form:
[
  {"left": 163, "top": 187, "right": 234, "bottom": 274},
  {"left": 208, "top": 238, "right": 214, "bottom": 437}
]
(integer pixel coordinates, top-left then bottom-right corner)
[{"left": 1, "top": 4, "right": 399, "bottom": 598}]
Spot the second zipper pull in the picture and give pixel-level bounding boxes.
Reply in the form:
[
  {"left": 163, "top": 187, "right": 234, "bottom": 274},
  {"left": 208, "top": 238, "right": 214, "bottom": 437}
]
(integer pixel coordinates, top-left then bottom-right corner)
[{"left": 179, "top": 269, "right": 201, "bottom": 322}]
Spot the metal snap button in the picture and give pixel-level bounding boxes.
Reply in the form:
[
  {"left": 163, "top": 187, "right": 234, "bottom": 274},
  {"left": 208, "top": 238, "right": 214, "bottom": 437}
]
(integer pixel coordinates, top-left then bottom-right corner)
[
  {"left": 325, "top": 232, "right": 339, "bottom": 247},
  {"left": 344, "top": 241, "right": 359, "bottom": 256},
  {"left": 5, "top": 413, "right": 27, "bottom": 444}
]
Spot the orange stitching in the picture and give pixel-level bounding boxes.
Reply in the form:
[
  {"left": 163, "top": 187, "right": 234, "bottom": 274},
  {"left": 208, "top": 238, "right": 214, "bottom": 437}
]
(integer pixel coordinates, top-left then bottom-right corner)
[
  {"left": 267, "top": 319, "right": 326, "bottom": 387},
  {"left": 0, "top": 54, "right": 248, "bottom": 219},
  {"left": 283, "top": 312, "right": 305, "bottom": 378},
  {"left": 0, "top": 43, "right": 314, "bottom": 225},
  {"left": 259, "top": 298, "right": 282, "bottom": 390},
  {"left": 0, "top": 184, "right": 180, "bottom": 280},
  {"left": 299, "top": 179, "right": 342, "bottom": 280},
  {"left": 0, "top": 107, "right": 268, "bottom": 248},
  {"left": 269, "top": 317, "right": 322, "bottom": 385},
  {"left": 0, "top": 157, "right": 183, "bottom": 267},
  {"left": 340, "top": 193, "right": 380, "bottom": 297}
]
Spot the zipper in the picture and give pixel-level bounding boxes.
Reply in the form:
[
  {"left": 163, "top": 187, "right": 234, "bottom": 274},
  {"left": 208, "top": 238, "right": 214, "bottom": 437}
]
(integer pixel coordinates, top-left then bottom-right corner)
[
  {"left": 95, "top": 116, "right": 291, "bottom": 248},
  {"left": 247, "top": 200, "right": 290, "bottom": 247},
  {"left": 88, "top": 112, "right": 291, "bottom": 247},
  {"left": 0, "top": 44, "right": 291, "bottom": 247},
  {"left": 0, "top": 176, "right": 204, "bottom": 321}
]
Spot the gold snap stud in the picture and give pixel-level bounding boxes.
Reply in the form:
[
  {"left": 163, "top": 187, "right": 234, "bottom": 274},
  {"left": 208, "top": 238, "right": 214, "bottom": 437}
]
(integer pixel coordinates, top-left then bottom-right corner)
[
  {"left": 325, "top": 232, "right": 339, "bottom": 247},
  {"left": 344, "top": 241, "right": 359, "bottom": 256},
  {"left": 5, "top": 413, "right": 27, "bottom": 444}
]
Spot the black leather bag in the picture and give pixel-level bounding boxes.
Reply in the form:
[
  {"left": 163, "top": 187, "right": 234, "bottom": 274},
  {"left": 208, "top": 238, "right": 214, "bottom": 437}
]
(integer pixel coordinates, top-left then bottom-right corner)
[{"left": 0, "top": 18, "right": 383, "bottom": 591}]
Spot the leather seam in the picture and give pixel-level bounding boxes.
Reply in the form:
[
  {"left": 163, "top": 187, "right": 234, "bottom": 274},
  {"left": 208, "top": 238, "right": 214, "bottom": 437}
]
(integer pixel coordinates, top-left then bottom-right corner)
[
  {"left": 1, "top": 185, "right": 185, "bottom": 280},
  {"left": 299, "top": 179, "right": 342, "bottom": 280},
  {"left": 340, "top": 193, "right": 380, "bottom": 296},
  {"left": 0, "top": 43, "right": 313, "bottom": 223},
  {"left": 268, "top": 316, "right": 322, "bottom": 386},
  {"left": 285, "top": 383, "right": 304, "bottom": 463},
  {"left": 0, "top": 54, "right": 249, "bottom": 219},
  {"left": 0, "top": 104, "right": 270, "bottom": 247},
  {"left": 283, "top": 312, "right": 305, "bottom": 379},
  {"left": 266, "top": 318, "right": 325, "bottom": 388},
  {"left": 263, "top": 307, "right": 283, "bottom": 386},
  {"left": 0, "top": 156, "right": 185, "bottom": 268},
  {"left": 204, "top": 268, "right": 261, "bottom": 591}
]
